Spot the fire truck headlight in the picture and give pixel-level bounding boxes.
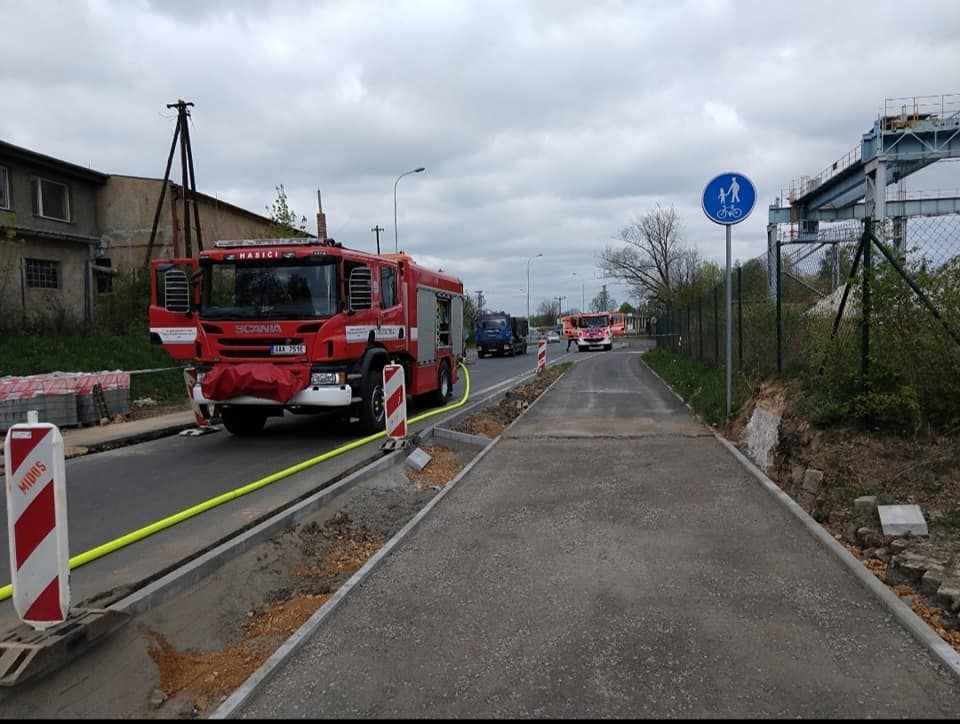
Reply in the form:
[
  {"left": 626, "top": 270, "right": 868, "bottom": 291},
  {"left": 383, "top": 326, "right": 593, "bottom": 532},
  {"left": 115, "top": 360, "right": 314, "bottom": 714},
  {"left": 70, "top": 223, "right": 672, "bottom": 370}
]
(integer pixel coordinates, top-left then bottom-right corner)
[{"left": 311, "top": 372, "right": 346, "bottom": 385}]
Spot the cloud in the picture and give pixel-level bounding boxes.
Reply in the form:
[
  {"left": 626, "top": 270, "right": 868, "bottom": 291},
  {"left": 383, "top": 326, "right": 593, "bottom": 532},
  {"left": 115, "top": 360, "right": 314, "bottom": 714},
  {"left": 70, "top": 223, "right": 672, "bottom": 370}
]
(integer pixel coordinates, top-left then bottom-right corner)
[{"left": 2, "top": 0, "right": 959, "bottom": 316}]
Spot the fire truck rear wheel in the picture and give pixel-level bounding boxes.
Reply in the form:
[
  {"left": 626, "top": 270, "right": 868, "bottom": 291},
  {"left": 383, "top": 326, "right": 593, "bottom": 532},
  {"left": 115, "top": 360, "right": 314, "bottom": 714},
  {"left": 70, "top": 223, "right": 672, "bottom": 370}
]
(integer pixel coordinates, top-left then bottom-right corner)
[
  {"left": 430, "top": 361, "right": 452, "bottom": 407},
  {"left": 358, "top": 368, "right": 386, "bottom": 434},
  {"left": 220, "top": 407, "right": 267, "bottom": 436}
]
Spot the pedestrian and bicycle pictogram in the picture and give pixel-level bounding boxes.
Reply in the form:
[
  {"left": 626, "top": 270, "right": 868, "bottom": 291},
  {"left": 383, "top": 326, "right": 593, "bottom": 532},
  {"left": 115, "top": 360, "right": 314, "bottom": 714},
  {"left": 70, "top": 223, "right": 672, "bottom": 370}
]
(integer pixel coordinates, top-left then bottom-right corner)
[
  {"left": 702, "top": 172, "right": 756, "bottom": 226},
  {"left": 382, "top": 364, "right": 407, "bottom": 440},
  {"left": 4, "top": 422, "right": 70, "bottom": 629}
]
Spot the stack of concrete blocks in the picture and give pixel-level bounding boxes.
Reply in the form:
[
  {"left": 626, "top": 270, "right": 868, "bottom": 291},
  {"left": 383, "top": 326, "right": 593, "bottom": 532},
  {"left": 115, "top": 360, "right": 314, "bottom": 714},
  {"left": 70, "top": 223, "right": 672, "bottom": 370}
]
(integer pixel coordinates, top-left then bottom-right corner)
[
  {"left": 100, "top": 371, "right": 132, "bottom": 417},
  {"left": 75, "top": 373, "right": 100, "bottom": 425},
  {"left": 0, "top": 374, "right": 77, "bottom": 430},
  {"left": 75, "top": 371, "right": 132, "bottom": 424},
  {"left": 0, "top": 371, "right": 130, "bottom": 431}
]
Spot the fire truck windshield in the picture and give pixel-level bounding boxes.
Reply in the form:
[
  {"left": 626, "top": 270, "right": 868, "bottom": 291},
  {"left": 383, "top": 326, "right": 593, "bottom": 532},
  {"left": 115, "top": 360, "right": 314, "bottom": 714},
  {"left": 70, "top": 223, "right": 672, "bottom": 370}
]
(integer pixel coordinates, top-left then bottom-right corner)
[
  {"left": 582, "top": 315, "right": 610, "bottom": 328},
  {"left": 201, "top": 260, "right": 338, "bottom": 320}
]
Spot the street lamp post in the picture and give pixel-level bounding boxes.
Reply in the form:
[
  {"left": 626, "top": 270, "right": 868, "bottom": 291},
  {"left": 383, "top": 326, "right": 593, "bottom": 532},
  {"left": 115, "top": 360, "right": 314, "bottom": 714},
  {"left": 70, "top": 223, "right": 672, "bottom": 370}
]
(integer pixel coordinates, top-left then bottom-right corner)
[
  {"left": 393, "top": 167, "right": 425, "bottom": 253},
  {"left": 526, "top": 253, "right": 543, "bottom": 320},
  {"left": 572, "top": 272, "right": 584, "bottom": 311}
]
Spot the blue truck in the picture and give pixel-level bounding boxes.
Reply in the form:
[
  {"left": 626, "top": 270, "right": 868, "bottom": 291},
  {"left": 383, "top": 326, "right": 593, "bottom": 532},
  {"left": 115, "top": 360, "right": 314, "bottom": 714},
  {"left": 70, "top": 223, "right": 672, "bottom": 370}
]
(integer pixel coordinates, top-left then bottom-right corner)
[{"left": 476, "top": 312, "right": 529, "bottom": 357}]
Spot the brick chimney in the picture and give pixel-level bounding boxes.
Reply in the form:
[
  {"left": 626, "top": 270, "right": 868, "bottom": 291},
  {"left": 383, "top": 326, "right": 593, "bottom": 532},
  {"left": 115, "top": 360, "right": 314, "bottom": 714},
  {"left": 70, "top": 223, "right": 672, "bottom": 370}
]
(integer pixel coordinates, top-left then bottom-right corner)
[{"left": 316, "top": 189, "right": 327, "bottom": 240}]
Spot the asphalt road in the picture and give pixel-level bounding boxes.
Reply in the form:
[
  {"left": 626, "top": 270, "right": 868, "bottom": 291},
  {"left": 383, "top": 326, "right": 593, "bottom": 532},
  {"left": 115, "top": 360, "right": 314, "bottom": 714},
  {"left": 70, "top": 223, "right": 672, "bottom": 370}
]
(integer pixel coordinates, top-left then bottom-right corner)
[{"left": 0, "top": 343, "right": 576, "bottom": 596}]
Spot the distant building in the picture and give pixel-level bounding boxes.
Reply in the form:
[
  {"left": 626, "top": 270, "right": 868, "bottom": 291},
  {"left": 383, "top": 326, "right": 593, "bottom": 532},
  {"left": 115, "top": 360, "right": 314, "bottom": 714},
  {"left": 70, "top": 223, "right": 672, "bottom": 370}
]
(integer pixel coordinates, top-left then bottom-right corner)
[
  {"left": 0, "top": 140, "right": 108, "bottom": 324},
  {"left": 0, "top": 140, "right": 286, "bottom": 324},
  {"left": 97, "top": 175, "right": 283, "bottom": 273}
]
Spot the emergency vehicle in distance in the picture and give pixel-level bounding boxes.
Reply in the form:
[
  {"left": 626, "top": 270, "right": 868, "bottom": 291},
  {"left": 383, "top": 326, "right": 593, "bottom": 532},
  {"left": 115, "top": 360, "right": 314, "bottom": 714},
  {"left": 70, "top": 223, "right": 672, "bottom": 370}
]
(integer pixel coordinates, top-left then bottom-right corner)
[
  {"left": 560, "top": 314, "right": 580, "bottom": 342},
  {"left": 148, "top": 237, "right": 464, "bottom": 436},
  {"left": 575, "top": 312, "right": 614, "bottom": 351},
  {"left": 611, "top": 311, "right": 627, "bottom": 336}
]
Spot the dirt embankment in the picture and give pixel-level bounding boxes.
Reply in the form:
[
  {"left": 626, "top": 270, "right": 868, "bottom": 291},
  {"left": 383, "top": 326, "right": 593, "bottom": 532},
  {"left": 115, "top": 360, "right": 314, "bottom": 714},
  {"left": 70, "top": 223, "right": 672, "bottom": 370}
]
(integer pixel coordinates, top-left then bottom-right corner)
[{"left": 724, "top": 378, "right": 960, "bottom": 653}]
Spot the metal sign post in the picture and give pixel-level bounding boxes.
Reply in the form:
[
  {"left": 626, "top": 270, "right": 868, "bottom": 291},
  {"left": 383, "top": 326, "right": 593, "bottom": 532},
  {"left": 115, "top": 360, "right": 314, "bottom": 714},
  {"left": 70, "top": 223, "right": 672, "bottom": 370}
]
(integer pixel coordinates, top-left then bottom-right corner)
[{"left": 701, "top": 172, "right": 757, "bottom": 416}]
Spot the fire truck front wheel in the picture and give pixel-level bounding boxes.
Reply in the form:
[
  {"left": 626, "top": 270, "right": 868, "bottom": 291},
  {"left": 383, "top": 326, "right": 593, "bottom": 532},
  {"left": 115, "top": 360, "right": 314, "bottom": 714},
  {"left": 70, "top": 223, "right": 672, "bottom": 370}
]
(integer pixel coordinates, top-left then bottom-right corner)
[
  {"left": 358, "top": 368, "right": 386, "bottom": 434},
  {"left": 220, "top": 407, "right": 267, "bottom": 436}
]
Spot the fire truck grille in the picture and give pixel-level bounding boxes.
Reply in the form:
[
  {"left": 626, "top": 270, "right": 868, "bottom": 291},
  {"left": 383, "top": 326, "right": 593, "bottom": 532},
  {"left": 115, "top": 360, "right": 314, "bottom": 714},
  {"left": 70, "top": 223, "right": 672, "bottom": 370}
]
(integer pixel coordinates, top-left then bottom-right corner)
[{"left": 216, "top": 337, "right": 305, "bottom": 358}]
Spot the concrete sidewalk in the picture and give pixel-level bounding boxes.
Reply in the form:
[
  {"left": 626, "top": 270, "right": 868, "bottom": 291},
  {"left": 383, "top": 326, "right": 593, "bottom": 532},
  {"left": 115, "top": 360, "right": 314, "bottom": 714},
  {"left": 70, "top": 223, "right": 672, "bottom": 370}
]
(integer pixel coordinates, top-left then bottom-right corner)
[
  {"left": 232, "top": 348, "right": 960, "bottom": 718},
  {"left": 1, "top": 408, "right": 197, "bottom": 468}
]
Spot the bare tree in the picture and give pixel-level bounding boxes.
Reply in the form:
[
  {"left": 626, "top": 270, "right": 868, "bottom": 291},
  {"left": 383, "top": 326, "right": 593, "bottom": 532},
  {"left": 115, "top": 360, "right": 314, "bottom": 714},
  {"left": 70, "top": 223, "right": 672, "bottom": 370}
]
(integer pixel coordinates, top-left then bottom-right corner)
[
  {"left": 536, "top": 298, "right": 560, "bottom": 324},
  {"left": 598, "top": 203, "right": 690, "bottom": 311},
  {"left": 590, "top": 287, "right": 617, "bottom": 312}
]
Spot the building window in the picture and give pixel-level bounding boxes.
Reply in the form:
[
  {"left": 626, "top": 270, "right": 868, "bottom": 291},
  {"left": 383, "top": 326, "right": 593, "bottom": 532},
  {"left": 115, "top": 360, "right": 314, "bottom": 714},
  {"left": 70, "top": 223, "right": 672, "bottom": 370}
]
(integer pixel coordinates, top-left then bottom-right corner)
[
  {"left": 31, "top": 177, "right": 71, "bottom": 221},
  {"left": 25, "top": 258, "right": 60, "bottom": 289},
  {"left": 95, "top": 257, "right": 113, "bottom": 294},
  {"left": 0, "top": 166, "right": 9, "bottom": 210}
]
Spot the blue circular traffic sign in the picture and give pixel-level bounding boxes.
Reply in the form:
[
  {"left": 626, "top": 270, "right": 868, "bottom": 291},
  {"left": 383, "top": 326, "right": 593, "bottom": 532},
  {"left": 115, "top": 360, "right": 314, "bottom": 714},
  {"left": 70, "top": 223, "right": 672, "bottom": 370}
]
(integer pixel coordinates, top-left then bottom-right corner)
[{"left": 702, "top": 172, "right": 756, "bottom": 225}]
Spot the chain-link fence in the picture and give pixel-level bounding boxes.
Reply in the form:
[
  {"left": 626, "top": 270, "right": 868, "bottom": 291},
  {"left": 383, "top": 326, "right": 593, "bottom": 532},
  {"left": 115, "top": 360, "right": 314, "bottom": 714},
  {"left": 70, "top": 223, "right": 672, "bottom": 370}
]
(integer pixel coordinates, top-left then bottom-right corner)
[
  {"left": 656, "top": 213, "right": 960, "bottom": 428},
  {"left": 655, "top": 252, "right": 776, "bottom": 377}
]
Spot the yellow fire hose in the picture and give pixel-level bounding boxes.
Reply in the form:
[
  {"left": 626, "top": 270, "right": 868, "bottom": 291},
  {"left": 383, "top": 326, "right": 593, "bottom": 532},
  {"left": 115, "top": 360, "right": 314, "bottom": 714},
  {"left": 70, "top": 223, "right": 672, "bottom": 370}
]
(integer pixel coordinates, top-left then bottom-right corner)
[{"left": 0, "top": 362, "right": 471, "bottom": 603}]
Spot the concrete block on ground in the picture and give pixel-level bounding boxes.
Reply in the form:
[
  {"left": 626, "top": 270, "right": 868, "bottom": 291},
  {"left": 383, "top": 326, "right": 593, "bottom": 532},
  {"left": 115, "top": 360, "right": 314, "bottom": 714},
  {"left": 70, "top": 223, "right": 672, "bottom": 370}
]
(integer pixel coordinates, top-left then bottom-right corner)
[
  {"left": 854, "top": 495, "right": 878, "bottom": 519},
  {"left": 802, "top": 468, "right": 824, "bottom": 495},
  {"left": 878, "top": 504, "right": 928, "bottom": 537},
  {"left": 405, "top": 447, "right": 432, "bottom": 472}
]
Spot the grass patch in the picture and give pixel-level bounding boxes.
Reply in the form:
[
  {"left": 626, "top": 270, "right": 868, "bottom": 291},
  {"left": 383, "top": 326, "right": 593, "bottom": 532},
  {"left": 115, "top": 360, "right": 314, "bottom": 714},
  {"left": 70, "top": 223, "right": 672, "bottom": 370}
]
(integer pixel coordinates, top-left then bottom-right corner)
[
  {"left": 936, "top": 509, "right": 960, "bottom": 531},
  {"left": 641, "top": 347, "right": 745, "bottom": 426},
  {"left": 0, "top": 322, "right": 186, "bottom": 404},
  {"left": 835, "top": 485, "right": 879, "bottom": 501}
]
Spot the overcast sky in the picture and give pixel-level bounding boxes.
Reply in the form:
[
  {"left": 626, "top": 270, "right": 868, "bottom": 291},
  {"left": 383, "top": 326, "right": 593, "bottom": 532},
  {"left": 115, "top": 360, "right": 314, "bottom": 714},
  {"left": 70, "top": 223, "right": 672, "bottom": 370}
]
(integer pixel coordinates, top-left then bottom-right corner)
[{"left": 4, "top": 0, "right": 960, "bottom": 316}]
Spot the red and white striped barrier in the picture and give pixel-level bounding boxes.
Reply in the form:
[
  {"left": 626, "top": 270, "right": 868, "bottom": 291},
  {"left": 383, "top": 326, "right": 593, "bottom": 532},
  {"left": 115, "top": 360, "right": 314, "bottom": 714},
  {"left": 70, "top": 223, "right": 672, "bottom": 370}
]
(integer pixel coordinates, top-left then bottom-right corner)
[
  {"left": 537, "top": 339, "right": 547, "bottom": 373},
  {"left": 4, "top": 421, "right": 70, "bottom": 629},
  {"left": 382, "top": 364, "right": 406, "bottom": 440},
  {"left": 183, "top": 368, "right": 213, "bottom": 430}
]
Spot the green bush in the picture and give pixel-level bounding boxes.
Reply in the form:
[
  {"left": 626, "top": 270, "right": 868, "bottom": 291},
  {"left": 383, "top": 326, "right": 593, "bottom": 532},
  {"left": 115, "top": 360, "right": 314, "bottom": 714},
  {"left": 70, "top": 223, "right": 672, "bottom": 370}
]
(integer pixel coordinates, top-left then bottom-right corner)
[
  {"left": 800, "top": 249, "right": 960, "bottom": 433},
  {"left": 642, "top": 347, "right": 748, "bottom": 425},
  {"left": 795, "top": 390, "right": 849, "bottom": 428},
  {"left": 850, "top": 387, "right": 921, "bottom": 433}
]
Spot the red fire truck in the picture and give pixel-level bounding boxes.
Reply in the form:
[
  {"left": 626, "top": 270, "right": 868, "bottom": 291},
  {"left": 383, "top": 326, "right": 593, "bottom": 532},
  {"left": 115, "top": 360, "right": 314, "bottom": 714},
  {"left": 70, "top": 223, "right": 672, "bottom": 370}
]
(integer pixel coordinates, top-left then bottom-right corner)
[
  {"left": 148, "top": 237, "right": 464, "bottom": 435},
  {"left": 576, "top": 312, "right": 613, "bottom": 351}
]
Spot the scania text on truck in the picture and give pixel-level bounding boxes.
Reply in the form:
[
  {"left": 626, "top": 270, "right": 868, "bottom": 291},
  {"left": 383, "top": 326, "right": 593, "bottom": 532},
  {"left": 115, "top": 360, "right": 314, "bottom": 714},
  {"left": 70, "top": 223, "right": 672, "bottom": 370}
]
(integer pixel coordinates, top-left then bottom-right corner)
[
  {"left": 148, "top": 237, "right": 464, "bottom": 435},
  {"left": 576, "top": 312, "right": 613, "bottom": 351},
  {"left": 475, "top": 312, "right": 529, "bottom": 357}
]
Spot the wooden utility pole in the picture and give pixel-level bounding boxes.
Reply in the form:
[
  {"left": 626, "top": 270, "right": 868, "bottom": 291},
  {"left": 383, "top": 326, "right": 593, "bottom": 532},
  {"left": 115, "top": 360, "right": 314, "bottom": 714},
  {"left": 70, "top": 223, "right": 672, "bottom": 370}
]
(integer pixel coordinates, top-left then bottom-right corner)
[
  {"left": 143, "top": 100, "right": 203, "bottom": 268},
  {"left": 371, "top": 225, "right": 384, "bottom": 254}
]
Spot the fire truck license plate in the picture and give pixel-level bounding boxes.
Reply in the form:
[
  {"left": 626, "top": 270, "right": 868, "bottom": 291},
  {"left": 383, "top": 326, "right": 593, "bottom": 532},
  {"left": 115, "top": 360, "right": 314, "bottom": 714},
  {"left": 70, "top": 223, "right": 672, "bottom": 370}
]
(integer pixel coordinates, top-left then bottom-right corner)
[{"left": 270, "top": 344, "right": 306, "bottom": 355}]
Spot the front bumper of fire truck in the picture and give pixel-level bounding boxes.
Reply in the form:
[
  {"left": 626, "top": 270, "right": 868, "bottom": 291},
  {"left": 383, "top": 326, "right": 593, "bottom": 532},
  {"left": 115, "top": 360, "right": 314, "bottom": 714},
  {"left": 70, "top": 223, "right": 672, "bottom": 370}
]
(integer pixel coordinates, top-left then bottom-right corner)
[
  {"left": 578, "top": 334, "right": 611, "bottom": 348},
  {"left": 192, "top": 371, "right": 354, "bottom": 408}
]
